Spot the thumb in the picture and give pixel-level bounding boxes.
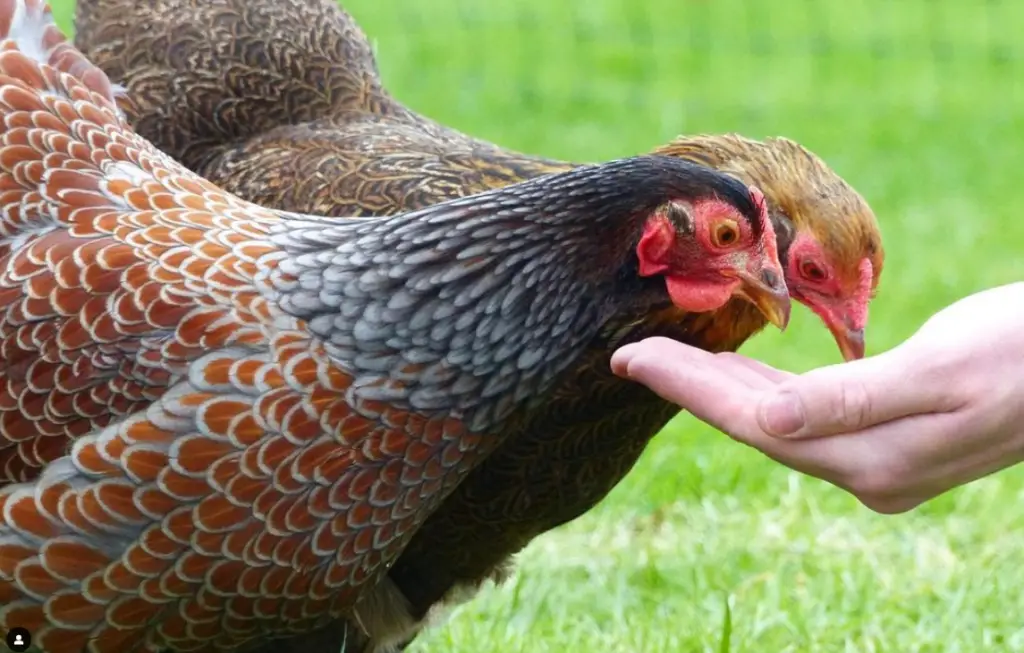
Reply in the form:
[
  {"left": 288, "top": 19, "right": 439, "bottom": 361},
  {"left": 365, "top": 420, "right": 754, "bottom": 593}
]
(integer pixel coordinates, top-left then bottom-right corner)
[{"left": 758, "top": 348, "right": 947, "bottom": 438}]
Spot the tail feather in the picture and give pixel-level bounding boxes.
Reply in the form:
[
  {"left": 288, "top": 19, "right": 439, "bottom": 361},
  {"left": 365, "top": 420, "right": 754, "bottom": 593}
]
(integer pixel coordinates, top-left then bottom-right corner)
[{"left": 0, "top": 0, "right": 118, "bottom": 106}]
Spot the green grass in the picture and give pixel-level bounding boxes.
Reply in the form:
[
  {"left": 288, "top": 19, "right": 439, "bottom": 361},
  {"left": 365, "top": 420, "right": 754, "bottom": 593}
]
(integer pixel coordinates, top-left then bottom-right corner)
[{"left": 50, "top": 0, "right": 1024, "bottom": 650}]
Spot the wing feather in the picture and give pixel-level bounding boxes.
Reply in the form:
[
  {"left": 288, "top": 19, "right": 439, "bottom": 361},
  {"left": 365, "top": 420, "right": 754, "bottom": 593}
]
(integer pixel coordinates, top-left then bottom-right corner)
[
  {"left": 0, "top": 11, "right": 286, "bottom": 483},
  {"left": 0, "top": 4, "right": 506, "bottom": 649}
]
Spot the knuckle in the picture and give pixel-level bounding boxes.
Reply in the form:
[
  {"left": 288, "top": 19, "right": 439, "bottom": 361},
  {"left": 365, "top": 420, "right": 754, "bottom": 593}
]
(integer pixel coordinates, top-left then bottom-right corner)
[
  {"left": 910, "top": 347, "right": 971, "bottom": 404},
  {"left": 833, "top": 378, "right": 873, "bottom": 430}
]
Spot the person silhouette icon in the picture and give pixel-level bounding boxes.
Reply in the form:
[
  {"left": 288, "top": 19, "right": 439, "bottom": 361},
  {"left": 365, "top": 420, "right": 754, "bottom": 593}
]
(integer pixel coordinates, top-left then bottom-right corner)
[{"left": 5, "top": 627, "right": 31, "bottom": 652}]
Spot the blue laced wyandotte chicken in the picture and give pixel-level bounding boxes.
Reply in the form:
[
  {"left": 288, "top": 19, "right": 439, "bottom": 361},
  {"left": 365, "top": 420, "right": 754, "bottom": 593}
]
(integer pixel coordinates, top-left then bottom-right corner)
[
  {"left": 62, "top": 3, "right": 888, "bottom": 651},
  {"left": 0, "top": 1, "right": 804, "bottom": 651}
]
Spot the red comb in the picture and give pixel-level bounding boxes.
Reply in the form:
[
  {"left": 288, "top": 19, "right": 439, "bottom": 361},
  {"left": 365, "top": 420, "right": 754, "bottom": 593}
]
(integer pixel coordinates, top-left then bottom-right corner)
[
  {"left": 849, "top": 257, "right": 874, "bottom": 330},
  {"left": 749, "top": 186, "right": 768, "bottom": 222},
  {"left": 747, "top": 184, "right": 782, "bottom": 273}
]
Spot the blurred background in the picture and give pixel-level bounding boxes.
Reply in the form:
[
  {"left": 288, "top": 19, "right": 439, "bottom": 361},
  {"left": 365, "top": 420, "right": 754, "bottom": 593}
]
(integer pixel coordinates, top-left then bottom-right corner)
[{"left": 54, "top": 0, "right": 1024, "bottom": 650}]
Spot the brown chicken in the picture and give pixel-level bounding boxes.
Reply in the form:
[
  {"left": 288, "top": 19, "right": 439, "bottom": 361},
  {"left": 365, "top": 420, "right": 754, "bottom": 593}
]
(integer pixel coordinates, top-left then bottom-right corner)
[
  {"left": 73, "top": 0, "right": 880, "bottom": 360},
  {"left": 0, "top": 3, "right": 797, "bottom": 651},
  {"left": 72, "top": 1, "right": 882, "bottom": 651}
]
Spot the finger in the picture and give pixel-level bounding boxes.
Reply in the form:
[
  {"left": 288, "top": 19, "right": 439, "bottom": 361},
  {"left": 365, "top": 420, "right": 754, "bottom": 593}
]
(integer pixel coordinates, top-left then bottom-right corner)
[
  {"left": 876, "top": 408, "right": 1024, "bottom": 504},
  {"left": 690, "top": 353, "right": 787, "bottom": 392},
  {"left": 737, "top": 410, "right": 963, "bottom": 501},
  {"left": 612, "top": 338, "right": 768, "bottom": 444},
  {"left": 612, "top": 338, "right": 777, "bottom": 393},
  {"left": 611, "top": 337, "right": 717, "bottom": 377},
  {"left": 742, "top": 405, "right": 1022, "bottom": 514},
  {"left": 613, "top": 340, "right": 787, "bottom": 392},
  {"left": 713, "top": 352, "right": 796, "bottom": 385},
  {"left": 755, "top": 347, "right": 955, "bottom": 439}
]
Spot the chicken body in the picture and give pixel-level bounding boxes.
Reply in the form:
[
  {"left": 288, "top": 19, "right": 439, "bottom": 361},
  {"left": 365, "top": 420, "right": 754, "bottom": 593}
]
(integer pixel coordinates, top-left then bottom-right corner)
[
  {"left": 0, "top": 2, "right": 790, "bottom": 651},
  {"left": 66, "top": 1, "right": 885, "bottom": 651},
  {"left": 72, "top": 0, "right": 571, "bottom": 200}
]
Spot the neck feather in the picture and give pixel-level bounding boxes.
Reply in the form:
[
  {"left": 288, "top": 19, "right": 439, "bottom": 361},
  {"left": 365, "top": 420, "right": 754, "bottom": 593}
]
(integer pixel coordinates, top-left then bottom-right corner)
[{"left": 256, "top": 167, "right": 661, "bottom": 433}]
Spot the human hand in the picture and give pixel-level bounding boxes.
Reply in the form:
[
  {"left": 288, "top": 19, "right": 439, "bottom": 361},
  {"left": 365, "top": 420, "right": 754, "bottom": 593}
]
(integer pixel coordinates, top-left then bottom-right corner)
[{"left": 611, "top": 282, "right": 1024, "bottom": 513}]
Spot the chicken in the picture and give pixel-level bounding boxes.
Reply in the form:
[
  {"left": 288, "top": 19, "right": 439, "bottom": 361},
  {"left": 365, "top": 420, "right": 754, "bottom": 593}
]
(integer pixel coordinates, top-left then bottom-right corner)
[
  {"left": 71, "top": 0, "right": 566, "bottom": 195},
  {"left": 66, "top": 1, "right": 887, "bottom": 650},
  {"left": 0, "top": 2, "right": 793, "bottom": 651},
  {"left": 73, "top": 0, "right": 881, "bottom": 365}
]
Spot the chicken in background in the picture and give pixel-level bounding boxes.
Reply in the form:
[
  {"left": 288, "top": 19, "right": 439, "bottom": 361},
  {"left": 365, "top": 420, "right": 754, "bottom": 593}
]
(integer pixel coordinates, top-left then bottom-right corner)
[
  {"left": 73, "top": 0, "right": 883, "bottom": 366},
  {"left": 0, "top": 1, "right": 794, "bottom": 651}
]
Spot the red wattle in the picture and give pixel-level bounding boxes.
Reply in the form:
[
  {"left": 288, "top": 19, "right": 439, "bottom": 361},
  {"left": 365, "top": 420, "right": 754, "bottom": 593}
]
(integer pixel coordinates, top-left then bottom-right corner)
[{"left": 664, "top": 276, "right": 736, "bottom": 313}]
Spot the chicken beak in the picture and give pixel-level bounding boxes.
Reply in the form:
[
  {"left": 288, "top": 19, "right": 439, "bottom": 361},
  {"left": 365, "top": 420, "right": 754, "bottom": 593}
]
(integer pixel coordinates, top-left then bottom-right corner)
[
  {"left": 735, "top": 268, "right": 792, "bottom": 331},
  {"left": 831, "top": 324, "right": 866, "bottom": 361}
]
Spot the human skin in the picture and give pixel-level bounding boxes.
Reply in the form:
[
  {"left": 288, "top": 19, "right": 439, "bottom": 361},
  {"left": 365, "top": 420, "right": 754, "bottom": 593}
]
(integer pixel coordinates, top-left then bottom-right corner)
[{"left": 611, "top": 282, "right": 1024, "bottom": 514}]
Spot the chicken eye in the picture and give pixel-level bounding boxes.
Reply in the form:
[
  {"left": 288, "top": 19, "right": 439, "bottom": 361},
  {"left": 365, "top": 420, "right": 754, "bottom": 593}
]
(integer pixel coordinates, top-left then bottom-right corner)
[
  {"left": 711, "top": 221, "right": 740, "bottom": 248},
  {"left": 800, "top": 260, "right": 827, "bottom": 281}
]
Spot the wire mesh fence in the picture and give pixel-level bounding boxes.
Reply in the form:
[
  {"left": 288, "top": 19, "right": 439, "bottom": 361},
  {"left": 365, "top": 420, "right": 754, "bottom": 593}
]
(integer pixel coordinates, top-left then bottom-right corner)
[{"left": 342, "top": 0, "right": 1020, "bottom": 161}]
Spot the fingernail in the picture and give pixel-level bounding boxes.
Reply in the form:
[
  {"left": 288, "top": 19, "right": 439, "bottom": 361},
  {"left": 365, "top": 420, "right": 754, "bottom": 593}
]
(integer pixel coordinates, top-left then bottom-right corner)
[
  {"left": 760, "top": 392, "right": 805, "bottom": 436},
  {"left": 610, "top": 344, "right": 643, "bottom": 377}
]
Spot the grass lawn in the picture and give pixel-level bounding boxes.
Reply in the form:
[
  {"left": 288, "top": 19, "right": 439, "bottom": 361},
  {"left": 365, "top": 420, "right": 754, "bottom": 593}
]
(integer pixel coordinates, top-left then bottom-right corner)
[{"left": 49, "top": 0, "right": 1024, "bottom": 650}]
